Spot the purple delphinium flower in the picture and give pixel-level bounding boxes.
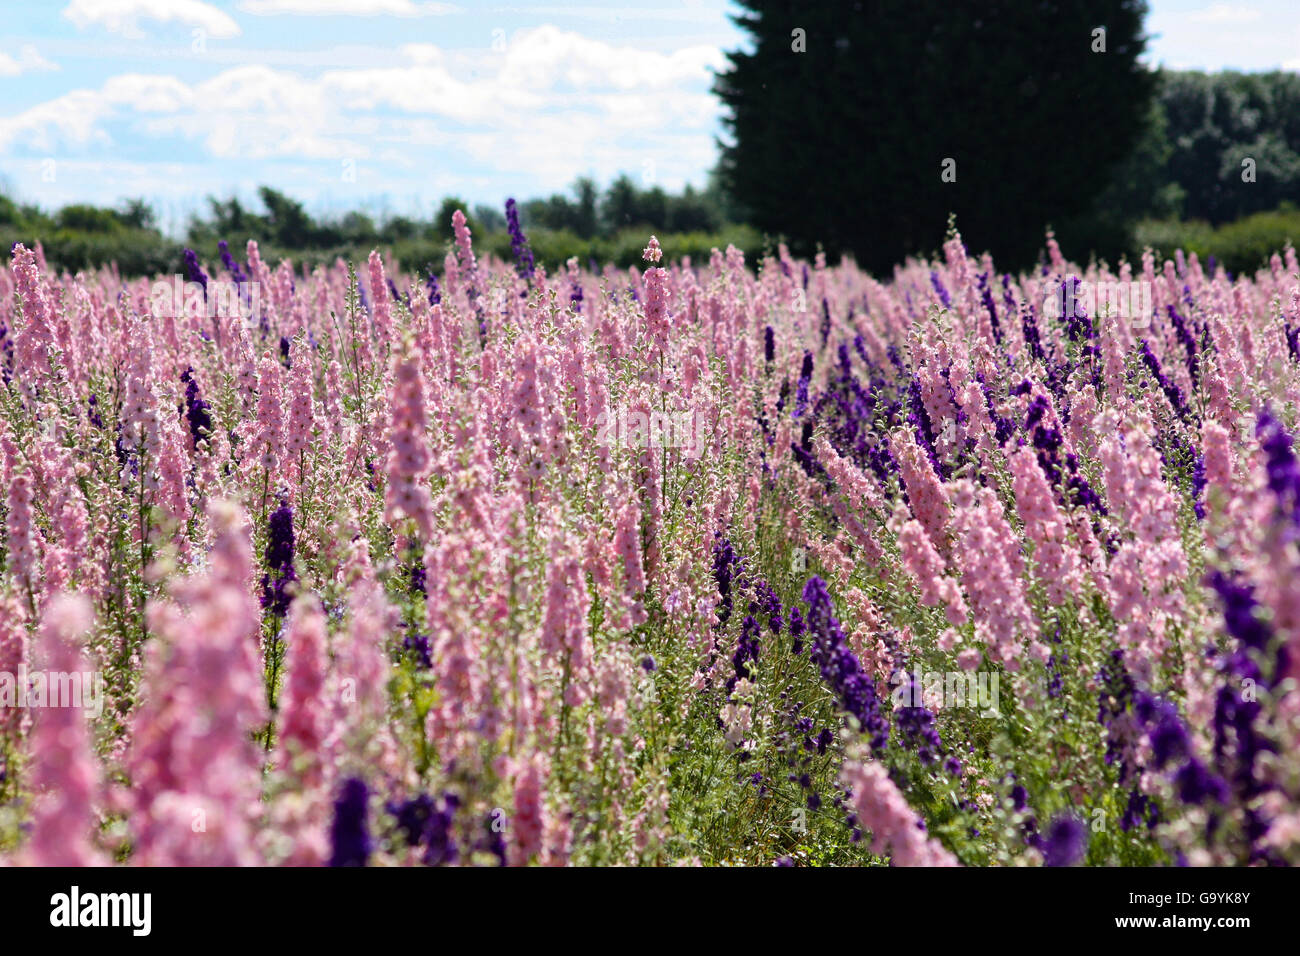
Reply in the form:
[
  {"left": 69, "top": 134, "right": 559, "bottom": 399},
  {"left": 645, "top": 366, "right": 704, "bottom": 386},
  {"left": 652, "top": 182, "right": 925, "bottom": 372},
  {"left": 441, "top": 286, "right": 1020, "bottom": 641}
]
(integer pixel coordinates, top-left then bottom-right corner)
[
  {"left": 387, "top": 792, "right": 459, "bottom": 866},
  {"left": 217, "top": 238, "right": 246, "bottom": 284},
  {"left": 726, "top": 614, "right": 761, "bottom": 695},
  {"left": 794, "top": 350, "right": 813, "bottom": 419},
  {"left": 409, "top": 559, "right": 426, "bottom": 595},
  {"left": 1133, "top": 688, "right": 1231, "bottom": 815},
  {"left": 505, "top": 198, "right": 535, "bottom": 279},
  {"left": 929, "top": 270, "right": 952, "bottom": 310},
  {"left": 1256, "top": 409, "right": 1300, "bottom": 530},
  {"left": 764, "top": 325, "right": 775, "bottom": 365},
  {"left": 712, "top": 537, "right": 739, "bottom": 629},
  {"left": 477, "top": 814, "right": 507, "bottom": 866},
  {"left": 788, "top": 606, "right": 805, "bottom": 656},
  {"left": 261, "top": 501, "right": 296, "bottom": 618},
  {"left": 801, "top": 576, "right": 889, "bottom": 752},
  {"left": 1041, "top": 814, "right": 1087, "bottom": 866},
  {"left": 1285, "top": 322, "right": 1300, "bottom": 364},
  {"left": 182, "top": 248, "right": 208, "bottom": 300},
  {"left": 329, "top": 777, "right": 372, "bottom": 867},
  {"left": 179, "top": 367, "right": 212, "bottom": 445},
  {"left": 976, "top": 271, "right": 1002, "bottom": 343},
  {"left": 1097, "top": 649, "right": 1137, "bottom": 776},
  {"left": 1167, "top": 304, "right": 1200, "bottom": 389},
  {"left": 1206, "top": 568, "right": 1284, "bottom": 860},
  {"left": 892, "top": 667, "right": 943, "bottom": 764},
  {"left": 402, "top": 632, "right": 432, "bottom": 670},
  {"left": 755, "top": 581, "right": 783, "bottom": 635},
  {"left": 1138, "top": 339, "right": 1189, "bottom": 418},
  {"left": 1121, "top": 788, "right": 1159, "bottom": 832},
  {"left": 388, "top": 792, "right": 433, "bottom": 847},
  {"left": 1020, "top": 303, "right": 1046, "bottom": 364}
]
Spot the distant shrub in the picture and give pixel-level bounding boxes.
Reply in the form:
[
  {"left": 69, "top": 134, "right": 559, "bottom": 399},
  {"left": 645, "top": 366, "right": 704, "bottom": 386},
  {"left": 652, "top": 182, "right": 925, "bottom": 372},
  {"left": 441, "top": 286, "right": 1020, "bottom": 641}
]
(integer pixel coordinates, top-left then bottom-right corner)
[{"left": 1135, "top": 204, "right": 1300, "bottom": 275}]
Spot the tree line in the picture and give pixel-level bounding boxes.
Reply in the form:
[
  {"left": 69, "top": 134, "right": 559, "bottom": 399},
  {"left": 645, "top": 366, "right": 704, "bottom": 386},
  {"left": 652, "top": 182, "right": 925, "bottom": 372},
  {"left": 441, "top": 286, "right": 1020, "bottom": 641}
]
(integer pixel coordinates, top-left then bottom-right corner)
[{"left": 715, "top": 0, "right": 1300, "bottom": 272}]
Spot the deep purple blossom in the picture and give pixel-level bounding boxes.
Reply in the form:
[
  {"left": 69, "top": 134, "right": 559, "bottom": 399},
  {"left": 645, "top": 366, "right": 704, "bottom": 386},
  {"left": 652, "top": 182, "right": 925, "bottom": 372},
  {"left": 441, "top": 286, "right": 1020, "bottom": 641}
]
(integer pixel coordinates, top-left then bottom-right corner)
[
  {"left": 329, "top": 777, "right": 372, "bottom": 867},
  {"left": 1042, "top": 814, "right": 1087, "bottom": 866}
]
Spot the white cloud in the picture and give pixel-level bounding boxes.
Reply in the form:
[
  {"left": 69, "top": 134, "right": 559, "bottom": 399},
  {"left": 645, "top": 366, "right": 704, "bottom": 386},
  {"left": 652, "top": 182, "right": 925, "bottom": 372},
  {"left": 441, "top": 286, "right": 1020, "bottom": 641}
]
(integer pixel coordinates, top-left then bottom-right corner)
[
  {"left": 0, "top": 74, "right": 194, "bottom": 151},
  {"left": 102, "top": 73, "right": 194, "bottom": 111},
  {"left": 238, "top": 0, "right": 459, "bottom": 16},
  {"left": 1189, "top": 4, "right": 1262, "bottom": 23},
  {"left": 62, "top": 0, "right": 241, "bottom": 39},
  {"left": 149, "top": 66, "right": 355, "bottom": 160},
  {"left": 497, "top": 24, "right": 724, "bottom": 91},
  {"left": 0, "top": 26, "right": 725, "bottom": 196},
  {"left": 400, "top": 43, "right": 444, "bottom": 65},
  {"left": 0, "top": 45, "right": 60, "bottom": 77},
  {"left": 0, "top": 91, "right": 114, "bottom": 152}
]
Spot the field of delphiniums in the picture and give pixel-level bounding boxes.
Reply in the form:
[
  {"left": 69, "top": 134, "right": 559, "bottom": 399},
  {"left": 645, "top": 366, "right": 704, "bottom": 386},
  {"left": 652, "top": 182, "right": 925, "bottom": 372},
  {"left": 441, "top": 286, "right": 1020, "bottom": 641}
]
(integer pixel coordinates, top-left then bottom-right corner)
[{"left": 1, "top": 212, "right": 1299, "bottom": 868}]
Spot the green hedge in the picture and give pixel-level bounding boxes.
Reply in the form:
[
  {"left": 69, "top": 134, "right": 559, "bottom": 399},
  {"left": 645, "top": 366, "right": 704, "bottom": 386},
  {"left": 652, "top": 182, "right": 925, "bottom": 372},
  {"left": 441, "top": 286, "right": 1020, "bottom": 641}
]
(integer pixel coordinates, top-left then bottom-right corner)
[
  {"left": 3, "top": 224, "right": 766, "bottom": 280},
  {"left": 1134, "top": 204, "right": 1300, "bottom": 275},
  {"left": 1, "top": 227, "right": 184, "bottom": 278},
  {"left": 11, "top": 212, "right": 1300, "bottom": 283}
]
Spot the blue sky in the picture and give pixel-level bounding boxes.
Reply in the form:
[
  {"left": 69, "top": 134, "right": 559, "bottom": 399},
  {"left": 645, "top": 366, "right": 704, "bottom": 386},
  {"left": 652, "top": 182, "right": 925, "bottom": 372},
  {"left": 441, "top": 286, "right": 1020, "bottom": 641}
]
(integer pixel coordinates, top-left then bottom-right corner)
[{"left": 1, "top": 0, "right": 1297, "bottom": 234}]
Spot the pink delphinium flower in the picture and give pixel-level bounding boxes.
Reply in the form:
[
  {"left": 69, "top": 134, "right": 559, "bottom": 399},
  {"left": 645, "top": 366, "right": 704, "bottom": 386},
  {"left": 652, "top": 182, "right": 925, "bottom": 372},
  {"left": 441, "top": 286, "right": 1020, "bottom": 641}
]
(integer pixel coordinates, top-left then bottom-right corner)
[
  {"left": 815, "top": 436, "right": 885, "bottom": 514},
  {"left": 366, "top": 250, "right": 394, "bottom": 345},
  {"left": 452, "top": 209, "right": 478, "bottom": 276},
  {"left": 895, "top": 511, "right": 968, "bottom": 626},
  {"left": 842, "top": 755, "right": 958, "bottom": 866},
  {"left": 510, "top": 754, "right": 549, "bottom": 866},
  {"left": 612, "top": 499, "right": 648, "bottom": 627},
  {"left": 155, "top": 392, "right": 192, "bottom": 531},
  {"left": 1007, "top": 446, "right": 1083, "bottom": 605},
  {"left": 642, "top": 236, "right": 671, "bottom": 352},
  {"left": 276, "top": 594, "right": 330, "bottom": 789},
  {"left": 950, "top": 479, "right": 1037, "bottom": 668},
  {"left": 128, "top": 500, "right": 266, "bottom": 866},
  {"left": 891, "top": 426, "right": 951, "bottom": 554},
  {"left": 916, "top": 361, "right": 959, "bottom": 448},
  {"left": 5, "top": 470, "right": 43, "bottom": 605},
  {"left": 323, "top": 358, "right": 345, "bottom": 440},
  {"left": 424, "top": 535, "right": 482, "bottom": 762},
  {"left": 120, "top": 319, "right": 162, "bottom": 476},
  {"left": 329, "top": 555, "right": 401, "bottom": 778},
  {"left": 0, "top": 595, "right": 25, "bottom": 737},
  {"left": 249, "top": 350, "right": 286, "bottom": 478},
  {"left": 540, "top": 537, "right": 592, "bottom": 706},
  {"left": 10, "top": 244, "right": 55, "bottom": 391},
  {"left": 384, "top": 342, "right": 436, "bottom": 540},
  {"left": 597, "top": 649, "right": 633, "bottom": 739},
  {"left": 22, "top": 594, "right": 104, "bottom": 866},
  {"left": 285, "top": 334, "right": 317, "bottom": 462}
]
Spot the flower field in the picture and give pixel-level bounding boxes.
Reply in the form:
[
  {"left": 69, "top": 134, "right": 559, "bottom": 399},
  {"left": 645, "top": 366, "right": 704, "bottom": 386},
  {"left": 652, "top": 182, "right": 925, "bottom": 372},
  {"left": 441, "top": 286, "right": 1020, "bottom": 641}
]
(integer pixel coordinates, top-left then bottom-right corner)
[{"left": 1, "top": 214, "right": 1299, "bottom": 868}]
